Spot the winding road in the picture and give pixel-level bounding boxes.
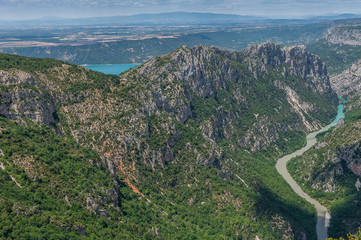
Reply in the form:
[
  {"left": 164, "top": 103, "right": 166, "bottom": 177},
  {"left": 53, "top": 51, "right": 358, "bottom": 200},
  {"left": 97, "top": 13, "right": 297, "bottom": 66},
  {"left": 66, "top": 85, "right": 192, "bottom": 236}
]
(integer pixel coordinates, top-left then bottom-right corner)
[{"left": 276, "top": 100, "right": 345, "bottom": 240}]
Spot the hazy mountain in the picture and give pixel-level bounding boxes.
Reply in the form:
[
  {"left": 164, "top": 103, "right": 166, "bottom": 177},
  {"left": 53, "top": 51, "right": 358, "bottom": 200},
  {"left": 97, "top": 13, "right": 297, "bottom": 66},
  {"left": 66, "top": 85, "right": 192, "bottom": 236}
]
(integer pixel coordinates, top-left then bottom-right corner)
[
  {"left": 0, "top": 12, "right": 360, "bottom": 27},
  {"left": 0, "top": 22, "right": 331, "bottom": 64}
]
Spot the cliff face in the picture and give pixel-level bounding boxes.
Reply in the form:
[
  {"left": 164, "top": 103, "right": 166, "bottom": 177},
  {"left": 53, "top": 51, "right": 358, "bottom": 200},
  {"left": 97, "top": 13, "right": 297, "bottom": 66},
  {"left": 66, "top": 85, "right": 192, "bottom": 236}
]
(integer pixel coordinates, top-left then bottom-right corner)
[
  {"left": 0, "top": 44, "right": 338, "bottom": 239},
  {"left": 124, "top": 43, "right": 336, "bottom": 152},
  {"left": 239, "top": 43, "right": 331, "bottom": 94},
  {"left": 331, "top": 60, "right": 361, "bottom": 96},
  {"left": 0, "top": 69, "right": 58, "bottom": 126},
  {"left": 331, "top": 60, "right": 361, "bottom": 111},
  {"left": 325, "top": 27, "right": 361, "bottom": 46}
]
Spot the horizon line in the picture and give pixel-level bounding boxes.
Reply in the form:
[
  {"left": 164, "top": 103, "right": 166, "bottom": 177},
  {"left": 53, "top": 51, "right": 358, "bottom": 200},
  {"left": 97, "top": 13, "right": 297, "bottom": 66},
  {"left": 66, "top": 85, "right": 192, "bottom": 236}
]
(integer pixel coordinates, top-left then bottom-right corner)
[{"left": 0, "top": 11, "right": 360, "bottom": 22}]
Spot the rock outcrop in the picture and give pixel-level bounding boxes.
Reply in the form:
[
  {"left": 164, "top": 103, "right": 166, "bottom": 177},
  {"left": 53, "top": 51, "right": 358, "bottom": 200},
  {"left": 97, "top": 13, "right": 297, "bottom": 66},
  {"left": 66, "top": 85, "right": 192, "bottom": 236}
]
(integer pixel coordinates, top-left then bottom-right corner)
[
  {"left": 331, "top": 60, "right": 361, "bottom": 93},
  {"left": 0, "top": 69, "right": 58, "bottom": 126},
  {"left": 331, "top": 60, "right": 361, "bottom": 109},
  {"left": 239, "top": 43, "right": 331, "bottom": 94}
]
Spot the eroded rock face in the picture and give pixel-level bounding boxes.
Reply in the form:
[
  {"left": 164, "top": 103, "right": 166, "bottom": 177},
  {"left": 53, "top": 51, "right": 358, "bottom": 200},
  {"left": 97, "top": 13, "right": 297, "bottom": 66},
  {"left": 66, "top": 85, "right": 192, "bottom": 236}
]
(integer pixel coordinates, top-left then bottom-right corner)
[
  {"left": 140, "top": 43, "right": 333, "bottom": 99},
  {"left": 331, "top": 60, "right": 361, "bottom": 103},
  {"left": 335, "top": 143, "right": 361, "bottom": 176},
  {"left": 0, "top": 69, "right": 36, "bottom": 85},
  {"left": 240, "top": 43, "right": 331, "bottom": 95},
  {"left": 0, "top": 69, "right": 58, "bottom": 127},
  {"left": 1, "top": 92, "right": 57, "bottom": 126}
]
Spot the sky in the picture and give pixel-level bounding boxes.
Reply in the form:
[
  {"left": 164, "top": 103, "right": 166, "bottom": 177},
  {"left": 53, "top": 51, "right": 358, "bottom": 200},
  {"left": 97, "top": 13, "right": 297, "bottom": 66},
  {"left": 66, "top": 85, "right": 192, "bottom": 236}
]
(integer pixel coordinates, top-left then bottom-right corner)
[{"left": 1, "top": 0, "right": 361, "bottom": 20}]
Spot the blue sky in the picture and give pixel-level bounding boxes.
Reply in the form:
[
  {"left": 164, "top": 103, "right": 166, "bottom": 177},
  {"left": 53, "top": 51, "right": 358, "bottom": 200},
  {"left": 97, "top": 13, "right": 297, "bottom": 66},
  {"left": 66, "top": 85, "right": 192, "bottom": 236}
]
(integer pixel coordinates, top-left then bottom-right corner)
[{"left": 1, "top": 0, "right": 361, "bottom": 20}]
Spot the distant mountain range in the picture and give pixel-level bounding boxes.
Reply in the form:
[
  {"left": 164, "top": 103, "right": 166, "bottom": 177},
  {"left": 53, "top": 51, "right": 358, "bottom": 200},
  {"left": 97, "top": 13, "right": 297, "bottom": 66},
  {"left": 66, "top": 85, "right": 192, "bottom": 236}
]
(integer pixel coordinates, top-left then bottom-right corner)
[{"left": 1, "top": 12, "right": 361, "bottom": 27}]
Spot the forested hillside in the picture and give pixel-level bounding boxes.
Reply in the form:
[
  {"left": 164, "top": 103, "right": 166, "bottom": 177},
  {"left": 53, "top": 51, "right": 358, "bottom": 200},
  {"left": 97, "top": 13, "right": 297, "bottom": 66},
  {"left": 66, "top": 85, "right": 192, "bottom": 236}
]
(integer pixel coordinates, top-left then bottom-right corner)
[{"left": 0, "top": 43, "right": 338, "bottom": 239}]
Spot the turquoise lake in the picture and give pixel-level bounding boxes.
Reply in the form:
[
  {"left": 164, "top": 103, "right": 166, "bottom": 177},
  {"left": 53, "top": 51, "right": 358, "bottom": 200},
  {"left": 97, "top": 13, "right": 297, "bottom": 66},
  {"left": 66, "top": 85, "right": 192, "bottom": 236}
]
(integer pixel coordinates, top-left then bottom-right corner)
[{"left": 83, "top": 64, "right": 140, "bottom": 75}]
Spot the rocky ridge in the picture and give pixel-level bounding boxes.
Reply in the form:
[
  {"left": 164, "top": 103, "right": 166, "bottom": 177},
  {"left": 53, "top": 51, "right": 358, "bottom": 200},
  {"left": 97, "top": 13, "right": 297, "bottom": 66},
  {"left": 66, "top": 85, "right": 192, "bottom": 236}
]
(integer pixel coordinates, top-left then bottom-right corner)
[{"left": 0, "top": 44, "right": 337, "bottom": 161}]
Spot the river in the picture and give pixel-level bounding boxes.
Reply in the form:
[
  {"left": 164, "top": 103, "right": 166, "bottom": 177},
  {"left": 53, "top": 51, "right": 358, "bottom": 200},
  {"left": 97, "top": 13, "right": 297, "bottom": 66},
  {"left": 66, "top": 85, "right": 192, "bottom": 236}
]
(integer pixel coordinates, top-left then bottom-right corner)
[{"left": 276, "top": 98, "right": 345, "bottom": 240}]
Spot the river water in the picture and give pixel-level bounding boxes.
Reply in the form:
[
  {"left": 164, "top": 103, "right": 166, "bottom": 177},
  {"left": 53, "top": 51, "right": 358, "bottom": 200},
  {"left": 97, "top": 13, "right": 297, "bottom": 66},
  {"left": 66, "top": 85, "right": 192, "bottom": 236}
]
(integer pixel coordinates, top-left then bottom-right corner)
[{"left": 276, "top": 98, "right": 345, "bottom": 240}]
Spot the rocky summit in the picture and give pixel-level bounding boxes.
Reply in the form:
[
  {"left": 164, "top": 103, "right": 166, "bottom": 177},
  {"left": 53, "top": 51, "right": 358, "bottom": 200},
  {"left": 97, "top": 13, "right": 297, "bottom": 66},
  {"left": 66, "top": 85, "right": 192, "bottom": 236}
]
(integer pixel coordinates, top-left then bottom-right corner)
[{"left": 0, "top": 43, "right": 338, "bottom": 239}]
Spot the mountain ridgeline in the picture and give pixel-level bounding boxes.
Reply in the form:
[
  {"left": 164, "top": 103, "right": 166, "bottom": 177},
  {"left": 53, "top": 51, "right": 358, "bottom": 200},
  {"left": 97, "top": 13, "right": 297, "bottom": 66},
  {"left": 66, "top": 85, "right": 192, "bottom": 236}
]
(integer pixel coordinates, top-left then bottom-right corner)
[{"left": 0, "top": 43, "right": 338, "bottom": 239}]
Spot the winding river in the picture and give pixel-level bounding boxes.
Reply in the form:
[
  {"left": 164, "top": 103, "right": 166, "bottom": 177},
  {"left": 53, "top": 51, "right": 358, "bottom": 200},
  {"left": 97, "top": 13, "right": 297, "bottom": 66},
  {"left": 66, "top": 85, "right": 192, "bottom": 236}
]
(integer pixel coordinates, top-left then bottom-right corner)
[{"left": 276, "top": 98, "right": 345, "bottom": 240}]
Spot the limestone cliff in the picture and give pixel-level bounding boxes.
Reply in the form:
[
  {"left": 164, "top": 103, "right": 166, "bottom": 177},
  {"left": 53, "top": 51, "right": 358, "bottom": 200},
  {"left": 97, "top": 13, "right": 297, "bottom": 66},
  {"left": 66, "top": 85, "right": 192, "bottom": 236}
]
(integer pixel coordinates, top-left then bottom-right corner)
[
  {"left": 325, "top": 27, "right": 361, "bottom": 46},
  {"left": 331, "top": 60, "right": 361, "bottom": 110},
  {"left": 0, "top": 69, "right": 58, "bottom": 126}
]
